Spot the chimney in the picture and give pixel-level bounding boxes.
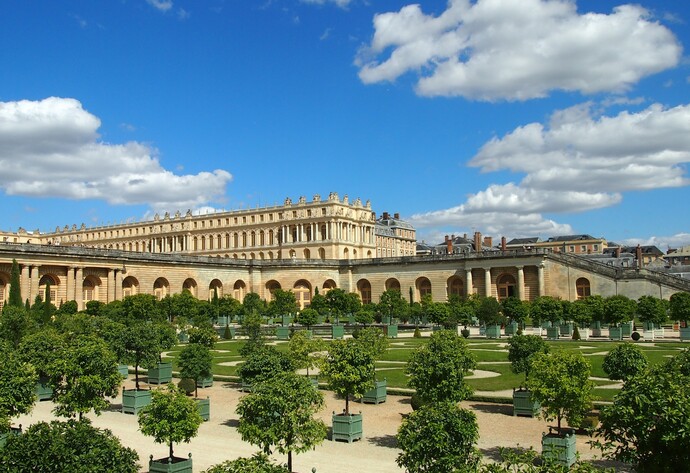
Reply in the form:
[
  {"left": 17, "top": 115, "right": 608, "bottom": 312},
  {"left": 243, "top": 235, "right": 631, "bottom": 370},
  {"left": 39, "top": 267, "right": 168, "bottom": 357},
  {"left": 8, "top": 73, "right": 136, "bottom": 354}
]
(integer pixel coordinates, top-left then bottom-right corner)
[
  {"left": 445, "top": 235, "right": 449, "bottom": 243},
  {"left": 483, "top": 236, "right": 493, "bottom": 248},
  {"left": 474, "top": 231, "right": 482, "bottom": 253},
  {"left": 463, "top": 233, "right": 467, "bottom": 239},
  {"left": 615, "top": 246, "right": 621, "bottom": 258},
  {"left": 382, "top": 212, "right": 389, "bottom": 220},
  {"left": 636, "top": 244, "right": 643, "bottom": 269},
  {"left": 394, "top": 213, "right": 400, "bottom": 219},
  {"left": 501, "top": 236, "right": 506, "bottom": 251},
  {"left": 447, "top": 237, "right": 453, "bottom": 254}
]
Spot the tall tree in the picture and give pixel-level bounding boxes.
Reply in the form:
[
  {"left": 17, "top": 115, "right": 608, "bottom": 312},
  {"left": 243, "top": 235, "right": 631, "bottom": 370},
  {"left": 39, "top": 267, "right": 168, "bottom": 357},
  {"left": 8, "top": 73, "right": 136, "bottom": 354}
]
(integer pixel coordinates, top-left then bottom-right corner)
[
  {"left": 321, "top": 339, "right": 375, "bottom": 415},
  {"left": 602, "top": 343, "right": 648, "bottom": 382},
  {"left": 8, "top": 259, "right": 22, "bottom": 308},
  {"left": 236, "top": 372, "right": 327, "bottom": 472},
  {"left": 507, "top": 334, "right": 549, "bottom": 382},
  {"left": 0, "top": 344, "right": 37, "bottom": 432},
  {"left": 178, "top": 343, "right": 213, "bottom": 398}
]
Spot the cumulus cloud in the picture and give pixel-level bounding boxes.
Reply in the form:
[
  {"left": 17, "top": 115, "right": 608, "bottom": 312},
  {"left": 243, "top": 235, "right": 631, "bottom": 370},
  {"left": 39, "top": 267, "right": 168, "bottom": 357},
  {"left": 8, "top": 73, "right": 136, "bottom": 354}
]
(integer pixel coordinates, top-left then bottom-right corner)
[
  {"left": 0, "top": 97, "right": 233, "bottom": 213},
  {"left": 146, "top": 0, "right": 173, "bottom": 12},
  {"left": 410, "top": 101, "right": 690, "bottom": 238},
  {"left": 356, "top": 0, "right": 681, "bottom": 101}
]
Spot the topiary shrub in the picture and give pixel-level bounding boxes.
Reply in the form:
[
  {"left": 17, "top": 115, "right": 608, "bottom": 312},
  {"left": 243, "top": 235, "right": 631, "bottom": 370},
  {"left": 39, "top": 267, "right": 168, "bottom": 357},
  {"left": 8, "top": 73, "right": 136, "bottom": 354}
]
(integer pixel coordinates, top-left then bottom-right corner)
[
  {"left": 223, "top": 324, "right": 232, "bottom": 340},
  {"left": 178, "top": 378, "right": 196, "bottom": 396},
  {"left": 631, "top": 331, "right": 641, "bottom": 341},
  {"left": 413, "top": 327, "right": 422, "bottom": 338},
  {"left": 461, "top": 328, "right": 470, "bottom": 338},
  {"left": 572, "top": 325, "right": 581, "bottom": 340},
  {"left": 577, "top": 415, "right": 599, "bottom": 434}
]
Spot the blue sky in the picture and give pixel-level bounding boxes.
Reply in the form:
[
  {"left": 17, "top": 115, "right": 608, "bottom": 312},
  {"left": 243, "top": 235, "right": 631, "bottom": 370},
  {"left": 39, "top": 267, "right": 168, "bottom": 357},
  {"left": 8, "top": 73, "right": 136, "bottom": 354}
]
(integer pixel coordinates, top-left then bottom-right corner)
[{"left": 1, "top": 0, "right": 689, "bottom": 249}]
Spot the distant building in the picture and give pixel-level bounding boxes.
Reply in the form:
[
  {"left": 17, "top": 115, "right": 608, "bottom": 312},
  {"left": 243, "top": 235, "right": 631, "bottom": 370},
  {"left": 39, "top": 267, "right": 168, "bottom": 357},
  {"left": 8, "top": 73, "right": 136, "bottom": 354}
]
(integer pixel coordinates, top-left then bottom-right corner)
[
  {"left": 505, "top": 234, "right": 607, "bottom": 254},
  {"left": 416, "top": 233, "right": 495, "bottom": 256},
  {"left": 666, "top": 246, "right": 690, "bottom": 266},
  {"left": 375, "top": 212, "right": 416, "bottom": 258}
]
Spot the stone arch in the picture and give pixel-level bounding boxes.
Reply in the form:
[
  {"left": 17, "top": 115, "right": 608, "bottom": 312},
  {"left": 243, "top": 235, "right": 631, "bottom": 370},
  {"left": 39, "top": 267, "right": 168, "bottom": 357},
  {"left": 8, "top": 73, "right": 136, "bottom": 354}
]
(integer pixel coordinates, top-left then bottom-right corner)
[
  {"left": 357, "top": 279, "right": 372, "bottom": 305},
  {"left": 266, "top": 280, "right": 281, "bottom": 301},
  {"left": 233, "top": 280, "right": 247, "bottom": 301},
  {"left": 303, "top": 249, "right": 311, "bottom": 259},
  {"left": 122, "top": 276, "right": 139, "bottom": 297},
  {"left": 182, "top": 278, "right": 197, "bottom": 297},
  {"left": 0, "top": 274, "right": 8, "bottom": 310},
  {"left": 415, "top": 277, "right": 432, "bottom": 300},
  {"left": 209, "top": 279, "right": 223, "bottom": 299},
  {"left": 576, "top": 277, "right": 591, "bottom": 299},
  {"left": 385, "top": 278, "right": 401, "bottom": 292},
  {"left": 322, "top": 279, "right": 337, "bottom": 294},
  {"left": 82, "top": 275, "right": 102, "bottom": 304},
  {"left": 153, "top": 277, "right": 170, "bottom": 300},
  {"left": 447, "top": 276, "right": 464, "bottom": 298},
  {"left": 293, "top": 280, "right": 312, "bottom": 310},
  {"left": 343, "top": 247, "right": 349, "bottom": 259},
  {"left": 39, "top": 274, "right": 59, "bottom": 302},
  {"left": 496, "top": 273, "right": 516, "bottom": 300},
  {"left": 318, "top": 248, "right": 326, "bottom": 260}
]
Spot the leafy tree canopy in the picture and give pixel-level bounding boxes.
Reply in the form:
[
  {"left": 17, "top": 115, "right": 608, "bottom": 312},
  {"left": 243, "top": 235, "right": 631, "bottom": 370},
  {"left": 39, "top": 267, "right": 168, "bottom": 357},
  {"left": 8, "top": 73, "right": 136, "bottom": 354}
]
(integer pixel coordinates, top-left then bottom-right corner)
[
  {"left": 507, "top": 334, "right": 549, "bottom": 381},
  {"left": 178, "top": 343, "right": 213, "bottom": 398},
  {"left": 530, "top": 296, "right": 563, "bottom": 324},
  {"left": 669, "top": 291, "right": 690, "bottom": 323},
  {"left": 603, "top": 295, "right": 636, "bottom": 326},
  {"left": 321, "top": 338, "right": 375, "bottom": 414},
  {"left": 636, "top": 295, "right": 668, "bottom": 326},
  {"left": 0, "top": 344, "right": 37, "bottom": 431},
  {"left": 238, "top": 345, "right": 294, "bottom": 385},
  {"left": 602, "top": 343, "right": 648, "bottom": 382},
  {"left": 202, "top": 454, "right": 288, "bottom": 473}
]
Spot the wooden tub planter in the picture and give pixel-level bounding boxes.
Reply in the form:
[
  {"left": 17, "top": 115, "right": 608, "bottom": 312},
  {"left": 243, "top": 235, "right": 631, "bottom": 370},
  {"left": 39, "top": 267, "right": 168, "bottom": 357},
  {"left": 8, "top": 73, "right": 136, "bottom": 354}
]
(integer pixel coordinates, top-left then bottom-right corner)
[
  {"left": 384, "top": 324, "right": 398, "bottom": 338},
  {"left": 331, "top": 412, "right": 363, "bottom": 443},
  {"left": 122, "top": 388, "right": 152, "bottom": 415},
  {"left": 331, "top": 324, "right": 345, "bottom": 339},
  {"left": 0, "top": 425, "right": 22, "bottom": 449},
  {"left": 679, "top": 326, "right": 690, "bottom": 341},
  {"left": 559, "top": 323, "right": 573, "bottom": 337},
  {"left": 147, "top": 362, "right": 173, "bottom": 385},
  {"left": 117, "top": 364, "right": 130, "bottom": 379},
  {"left": 485, "top": 324, "right": 501, "bottom": 339},
  {"left": 35, "top": 376, "right": 53, "bottom": 401},
  {"left": 197, "top": 375, "right": 213, "bottom": 388},
  {"left": 541, "top": 428, "right": 576, "bottom": 468},
  {"left": 512, "top": 388, "right": 540, "bottom": 417},
  {"left": 609, "top": 327, "right": 623, "bottom": 341},
  {"left": 196, "top": 397, "right": 210, "bottom": 422},
  {"left": 546, "top": 327, "right": 560, "bottom": 340},
  {"left": 361, "top": 379, "right": 387, "bottom": 404},
  {"left": 275, "top": 326, "right": 290, "bottom": 340},
  {"left": 504, "top": 321, "right": 518, "bottom": 336},
  {"left": 149, "top": 453, "right": 193, "bottom": 473}
]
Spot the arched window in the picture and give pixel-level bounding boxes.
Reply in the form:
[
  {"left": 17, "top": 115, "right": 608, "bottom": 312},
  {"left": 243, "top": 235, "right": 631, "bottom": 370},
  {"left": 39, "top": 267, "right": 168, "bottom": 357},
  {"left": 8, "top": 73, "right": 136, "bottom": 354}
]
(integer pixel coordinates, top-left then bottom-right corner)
[
  {"left": 153, "top": 278, "right": 169, "bottom": 300},
  {"left": 266, "top": 280, "right": 281, "bottom": 301},
  {"left": 385, "top": 278, "right": 401, "bottom": 292},
  {"left": 183, "top": 278, "right": 197, "bottom": 297},
  {"left": 357, "top": 279, "right": 372, "bottom": 305},
  {"left": 38, "top": 275, "right": 58, "bottom": 302},
  {"left": 496, "top": 274, "right": 516, "bottom": 300},
  {"left": 576, "top": 278, "right": 591, "bottom": 299},
  {"left": 294, "top": 280, "right": 311, "bottom": 309},
  {"left": 122, "top": 277, "right": 138, "bottom": 297},
  {"left": 448, "top": 276, "right": 463, "bottom": 298},
  {"left": 233, "top": 280, "right": 246, "bottom": 301},
  {"left": 304, "top": 249, "right": 311, "bottom": 259},
  {"left": 82, "top": 277, "right": 99, "bottom": 304},
  {"left": 0, "top": 279, "right": 7, "bottom": 311},
  {"left": 209, "top": 280, "right": 223, "bottom": 299}
]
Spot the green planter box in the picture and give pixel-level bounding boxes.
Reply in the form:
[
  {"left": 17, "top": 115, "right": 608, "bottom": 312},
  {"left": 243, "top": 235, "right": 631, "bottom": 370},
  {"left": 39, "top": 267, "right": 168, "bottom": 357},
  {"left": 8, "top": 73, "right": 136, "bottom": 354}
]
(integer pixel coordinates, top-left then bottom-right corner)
[
  {"left": 347, "top": 314, "right": 355, "bottom": 325},
  {"left": 512, "top": 388, "right": 540, "bottom": 417},
  {"left": 122, "top": 388, "right": 152, "bottom": 414},
  {"left": 381, "top": 315, "right": 391, "bottom": 325},
  {"left": 361, "top": 379, "right": 387, "bottom": 404},
  {"left": 486, "top": 324, "right": 501, "bottom": 339},
  {"left": 546, "top": 327, "right": 560, "bottom": 340},
  {"left": 542, "top": 429, "right": 577, "bottom": 468},
  {"left": 590, "top": 321, "right": 602, "bottom": 337},
  {"left": 117, "top": 364, "right": 129, "bottom": 379},
  {"left": 149, "top": 454, "right": 193, "bottom": 473},
  {"left": 621, "top": 321, "right": 634, "bottom": 337},
  {"left": 275, "top": 326, "right": 290, "bottom": 340},
  {"left": 559, "top": 323, "right": 573, "bottom": 337},
  {"left": 679, "top": 327, "right": 690, "bottom": 341},
  {"left": 332, "top": 324, "right": 345, "bottom": 339},
  {"left": 196, "top": 397, "right": 210, "bottom": 421},
  {"left": 541, "top": 321, "right": 552, "bottom": 329},
  {"left": 197, "top": 375, "right": 213, "bottom": 388},
  {"left": 0, "top": 426, "right": 22, "bottom": 449},
  {"left": 504, "top": 321, "right": 519, "bottom": 336},
  {"left": 177, "top": 332, "right": 188, "bottom": 343},
  {"left": 332, "top": 412, "right": 363, "bottom": 443},
  {"left": 479, "top": 325, "right": 486, "bottom": 336},
  {"left": 281, "top": 315, "right": 292, "bottom": 327},
  {"left": 148, "top": 362, "right": 173, "bottom": 385},
  {"left": 36, "top": 377, "right": 53, "bottom": 401},
  {"left": 384, "top": 324, "right": 398, "bottom": 338},
  {"left": 609, "top": 326, "right": 623, "bottom": 341},
  {"left": 216, "top": 315, "right": 229, "bottom": 326}
]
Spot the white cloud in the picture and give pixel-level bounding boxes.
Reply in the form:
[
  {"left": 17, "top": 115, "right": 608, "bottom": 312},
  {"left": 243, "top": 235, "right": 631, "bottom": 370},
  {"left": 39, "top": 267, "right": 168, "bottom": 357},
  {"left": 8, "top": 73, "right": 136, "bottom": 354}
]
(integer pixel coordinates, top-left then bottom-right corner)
[
  {"left": 146, "top": 0, "right": 173, "bottom": 12},
  {"left": 300, "top": 0, "right": 352, "bottom": 8},
  {"left": 0, "top": 97, "right": 233, "bottom": 212},
  {"left": 356, "top": 0, "right": 681, "bottom": 101},
  {"left": 620, "top": 233, "right": 690, "bottom": 251},
  {"left": 410, "top": 101, "right": 690, "bottom": 238}
]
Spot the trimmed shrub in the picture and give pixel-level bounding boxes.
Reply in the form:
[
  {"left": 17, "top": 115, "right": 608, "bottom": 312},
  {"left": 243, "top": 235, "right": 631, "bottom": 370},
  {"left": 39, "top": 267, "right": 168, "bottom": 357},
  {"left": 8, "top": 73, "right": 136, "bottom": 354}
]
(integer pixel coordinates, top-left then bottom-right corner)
[
  {"left": 178, "top": 378, "right": 196, "bottom": 396},
  {"left": 572, "top": 325, "right": 581, "bottom": 340},
  {"left": 223, "top": 324, "right": 232, "bottom": 340},
  {"left": 461, "top": 328, "right": 470, "bottom": 338},
  {"left": 413, "top": 327, "right": 422, "bottom": 338}
]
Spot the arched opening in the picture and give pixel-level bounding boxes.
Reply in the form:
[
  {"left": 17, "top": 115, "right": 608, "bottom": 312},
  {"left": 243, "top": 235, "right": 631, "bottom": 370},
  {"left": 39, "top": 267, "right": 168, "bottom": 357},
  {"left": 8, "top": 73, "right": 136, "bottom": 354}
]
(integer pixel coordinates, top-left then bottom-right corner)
[
  {"left": 153, "top": 278, "right": 169, "bottom": 300},
  {"left": 416, "top": 277, "right": 432, "bottom": 300},
  {"left": 266, "top": 280, "right": 281, "bottom": 301},
  {"left": 122, "top": 276, "right": 139, "bottom": 297},
  {"left": 385, "top": 278, "right": 401, "bottom": 292},
  {"left": 318, "top": 248, "right": 326, "bottom": 260},
  {"left": 182, "top": 278, "right": 197, "bottom": 298},
  {"left": 576, "top": 278, "right": 591, "bottom": 299},
  {"left": 209, "top": 279, "right": 223, "bottom": 299},
  {"left": 82, "top": 276, "right": 101, "bottom": 304},
  {"left": 293, "top": 280, "right": 312, "bottom": 310},
  {"left": 322, "top": 279, "right": 337, "bottom": 294},
  {"left": 0, "top": 277, "right": 7, "bottom": 311},
  {"left": 496, "top": 273, "right": 516, "bottom": 300},
  {"left": 303, "top": 249, "right": 311, "bottom": 259},
  {"left": 447, "top": 276, "right": 464, "bottom": 298},
  {"left": 38, "top": 274, "right": 59, "bottom": 302},
  {"left": 233, "top": 280, "right": 246, "bottom": 301},
  {"left": 357, "top": 279, "right": 372, "bottom": 305}
]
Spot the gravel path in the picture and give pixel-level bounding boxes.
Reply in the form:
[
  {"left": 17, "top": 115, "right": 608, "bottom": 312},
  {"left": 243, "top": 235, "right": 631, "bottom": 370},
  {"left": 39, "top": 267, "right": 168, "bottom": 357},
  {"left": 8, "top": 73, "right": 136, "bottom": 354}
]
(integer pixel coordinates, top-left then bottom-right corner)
[{"left": 13, "top": 377, "right": 630, "bottom": 473}]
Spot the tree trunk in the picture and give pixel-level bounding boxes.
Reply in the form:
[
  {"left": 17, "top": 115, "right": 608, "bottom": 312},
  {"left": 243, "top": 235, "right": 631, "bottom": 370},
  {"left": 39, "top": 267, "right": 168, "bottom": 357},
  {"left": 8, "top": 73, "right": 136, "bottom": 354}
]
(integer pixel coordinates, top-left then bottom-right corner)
[
  {"left": 169, "top": 441, "right": 174, "bottom": 459},
  {"left": 345, "top": 395, "right": 349, "bottom": 415},
  {"left": 288, "top": 451, "right": 293, "bottom": 473}
]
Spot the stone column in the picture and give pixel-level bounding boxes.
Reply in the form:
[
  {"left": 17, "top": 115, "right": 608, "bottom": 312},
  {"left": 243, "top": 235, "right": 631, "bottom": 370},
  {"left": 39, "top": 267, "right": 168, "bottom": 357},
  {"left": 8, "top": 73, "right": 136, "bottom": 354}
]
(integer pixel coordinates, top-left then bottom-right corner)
[
  {"left": 20, "top": 264, "right": 30, "bottom": 305},
  {"left": 29, "top": 265, "right": 40, "bottom": 302},
  {"left": 538, "top": 264, "right": 545, "bottom": 297},
  {"left": 484, "top": 268, "right": 492, "bottom": 297},
  {"left": 107, "top": 269, "right": 115, "bottom": 303},
  {"left": 115, "top": 269, "right": 123, "bottom": 301},
  {"left": 75, "top": 267, "right": 84, "bottom": 311},
  {"left": 465, "top": 269, "right": 473, "bottom": 296},
  {"left": 517, "top": 266, "right": 525, "bottom": 300},
  {"left": 65, "top": 267, "right": 75, "bottom": 303}
]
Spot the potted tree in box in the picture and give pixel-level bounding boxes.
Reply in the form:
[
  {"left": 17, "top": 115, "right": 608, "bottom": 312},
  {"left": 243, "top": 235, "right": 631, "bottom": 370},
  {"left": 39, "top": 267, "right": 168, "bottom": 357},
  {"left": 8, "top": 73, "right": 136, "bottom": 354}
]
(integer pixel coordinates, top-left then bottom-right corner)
[
  {"left": 670, "top": 292, "right": 690, "bottom": 341},
  {"left": 238, "top": 345, "right": 294, "bottom": 393},
  {"left": 236, "top": 371, "right": 327, "bottom": 473},
  {"left": 177, "top": 343, "right": 213, "bottom": 421},
  {"left": 602, "top": 343, "right": 648, "bottom": 384},
  {"left": 147, "top": 322, "right": 177, "bottom": 385},
  {"left": 379, "top": 289, "right": 407, "bottom": 338},
  {"left": 353, "top": 327, "right": 389, "bottom": 404},
  {"left": 569, "top": 298, "right": 593, "bottom": 340},
  {"left": 527, "top": 351, "right": 594, "bottom": 468},
  {"left": 288, "top": 330, "right": 324, "bottom": 389},
  {"left": 138, "top": 383, "right": 203, "bottom": 473},
  {"left": 406, "top": 330, "right": 476, "bottom": 408},
  {"left": 531, "top": 296, "right": 563, "bottom": 340},
  {"left": 18, "top": 329, "right": 65, "bottom": 401},
  {"left": 604, "top": 295, "right": 636, "bottom": 341},
  {"left": 501, "top": 296, "right": 528, "bottom": 336},
  {"left": 321, "top": 339, "right": 375, "bottom": 442},
  {"left": 507, "top": 334, "right": 549, "bottom": 417},
  {"left": 0, "top": 345, "right": 37, "bottom": 447},
  {"left": 116, "top": 322, "right": 161, "bottom": 414},
  {"left": 295, "top": 308, "right": 318, "bottom": 339},
  {"left": 477, "top": 297, "right": 505, "bottom": 339},
  {"left": 186, "top": 323, "right": 218, "bottom": 388},
  {"left": 637, "top": 295, "right": 668, "bottom": 341}
]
